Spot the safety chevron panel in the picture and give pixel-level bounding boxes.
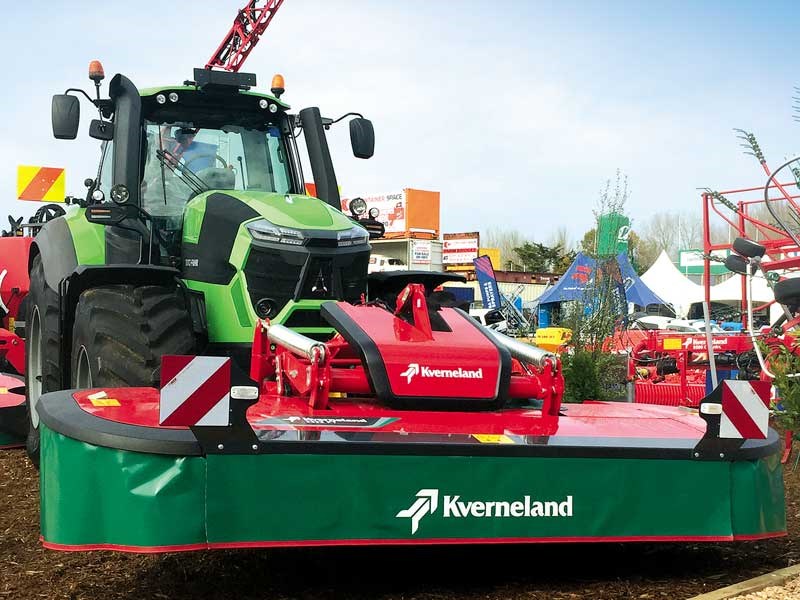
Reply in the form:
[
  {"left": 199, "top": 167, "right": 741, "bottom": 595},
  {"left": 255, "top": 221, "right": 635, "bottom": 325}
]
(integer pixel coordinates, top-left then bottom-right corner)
[
  {"left": 719, "top": 380, "right": 770, "bottom": 440},
  {"left": 159, "top": 356, "right": 231, "bottom": 426},
  {"left": 17, "top": 165, "right": 65, "bottom": 202}
]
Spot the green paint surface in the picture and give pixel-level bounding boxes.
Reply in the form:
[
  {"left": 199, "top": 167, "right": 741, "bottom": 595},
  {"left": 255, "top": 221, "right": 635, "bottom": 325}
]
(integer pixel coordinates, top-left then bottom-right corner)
[
  {"left": 185, "top": 278, "right": 254, "bottom": 343},
  {"left": 0, "top": 431, "right": 23, "bottom": 447},
  {"left": 65, "top": 208, "right": 105, "bottom": 265},
  {"left": 40, "top": 426, "right": 206, "bottom": 548},
  {"left": 220, "top": 190, "right": 354, "bottom": 230}
]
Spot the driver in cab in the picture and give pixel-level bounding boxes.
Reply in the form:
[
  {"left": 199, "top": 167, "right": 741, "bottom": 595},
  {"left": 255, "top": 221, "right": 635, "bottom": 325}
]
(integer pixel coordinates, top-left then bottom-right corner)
[{"left": 160, "top": 126, "right": 216, "bottom": 171}]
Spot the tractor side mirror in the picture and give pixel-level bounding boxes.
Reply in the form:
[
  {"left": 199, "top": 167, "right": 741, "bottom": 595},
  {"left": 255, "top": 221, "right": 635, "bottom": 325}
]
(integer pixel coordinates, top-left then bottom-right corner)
[
  {"left": 52, "top": 95, "right": 80, "bottom": 140},
  {"left": 349, "top": 117, "right": 374, "bottom": 159},
  {"left": 89, "top": 119, "right": 114, "bottom": 141},
  {"left": 85, "top": 204, "right": 137, "bottom": 226}
]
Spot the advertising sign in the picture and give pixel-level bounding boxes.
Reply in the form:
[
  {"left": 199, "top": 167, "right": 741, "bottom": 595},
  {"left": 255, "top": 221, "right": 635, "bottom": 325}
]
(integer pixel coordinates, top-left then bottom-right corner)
[
  {"left": 678, "top": 249, "right": 729, "bottom": 275},
  {"left": 443, "top": 232, "right": 480, "bottom": 265},
  {"left": 412, "top": 240, "right": 431, "bottom": 264},
  {"left": 341, "top": 192, "right": 406, "bottom": 235},
  {"left": 473, "top": 255, "right": 502, "bottom": 310},
  {"left": 596, "top": 212, "right": 630, "bottom": 257}
]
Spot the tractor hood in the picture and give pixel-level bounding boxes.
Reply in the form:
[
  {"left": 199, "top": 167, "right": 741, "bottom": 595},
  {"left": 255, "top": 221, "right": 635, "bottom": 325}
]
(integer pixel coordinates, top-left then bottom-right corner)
[{"left": 183, "top": 190, "right": 360, "bottom": 243}]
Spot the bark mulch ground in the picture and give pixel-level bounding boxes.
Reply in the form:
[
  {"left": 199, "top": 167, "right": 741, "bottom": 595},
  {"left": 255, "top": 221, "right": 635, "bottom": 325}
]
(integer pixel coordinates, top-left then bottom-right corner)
[{"left": 1, "top": 447, "right": 798, "bottom": 600}]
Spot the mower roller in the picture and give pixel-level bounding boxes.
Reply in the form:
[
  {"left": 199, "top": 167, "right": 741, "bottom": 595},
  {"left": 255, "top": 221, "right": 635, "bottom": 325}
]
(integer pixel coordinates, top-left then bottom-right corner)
[{"left": 35, "top": 279, "right": 785, "bottom": 551}]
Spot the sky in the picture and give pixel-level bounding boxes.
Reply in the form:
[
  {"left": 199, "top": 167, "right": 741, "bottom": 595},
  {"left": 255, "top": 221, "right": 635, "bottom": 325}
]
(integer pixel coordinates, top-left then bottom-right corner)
[{"left": 0, "top": 0, "right": 798, "bottom": 243}]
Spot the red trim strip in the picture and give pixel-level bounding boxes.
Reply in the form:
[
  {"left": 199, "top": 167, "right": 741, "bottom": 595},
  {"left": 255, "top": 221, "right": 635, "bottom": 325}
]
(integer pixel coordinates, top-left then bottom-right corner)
[
  {"left": 0, "top": 443, "right": 23, "bottom": 450},
  {"left": 41, "top": 531, "right": 787, "bottom": 554}
]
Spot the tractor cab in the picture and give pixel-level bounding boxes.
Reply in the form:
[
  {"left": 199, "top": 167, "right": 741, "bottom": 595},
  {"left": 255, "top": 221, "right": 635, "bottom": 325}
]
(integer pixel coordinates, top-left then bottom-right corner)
[{"left": 49, "top": 64, "right": 378, "bottom": 336}]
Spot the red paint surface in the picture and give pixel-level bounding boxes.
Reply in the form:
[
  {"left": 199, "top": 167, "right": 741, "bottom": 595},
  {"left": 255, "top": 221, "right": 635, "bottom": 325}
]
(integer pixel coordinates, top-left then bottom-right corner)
[
  {"left": 334, "top": 303, "right": 503, "bottom": 401},
  {"left": 634, "top": 381, "right": 706, "bottom": 407},
  {"left": 42, "top": 530, "right": 786, "bottom": 553},
  {"left": 73, "top": 388, "right": 708, "bottom": 440}
]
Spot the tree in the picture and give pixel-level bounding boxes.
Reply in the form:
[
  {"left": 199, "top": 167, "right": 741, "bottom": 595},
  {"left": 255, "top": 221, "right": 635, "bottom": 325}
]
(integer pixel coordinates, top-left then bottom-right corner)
[
  {"left": 513, "top": 241, "right": 574, "bottom": 273},
  {"left": 482, "top": 227, "right": 527, "bottom": 269},
  {"left": 561, "top": 169, "right": 631, "bottom": 402},
  {"left": 628, "top": 231, "right": 659, "bottom": 274},
  {"left": 580, "top": 228, "right": 597, "bottom": 256},
  {"left": 637, "top": 211, "right": 702, "bottom": 261}
]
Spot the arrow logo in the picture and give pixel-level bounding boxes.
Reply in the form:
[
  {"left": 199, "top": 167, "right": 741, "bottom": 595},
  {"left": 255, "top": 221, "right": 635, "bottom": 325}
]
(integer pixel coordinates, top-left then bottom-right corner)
[
  {"left": 396, "top": 489, "right": 438, "bottom": 534},
  {"left": 400, "top": 363, "right": 420, "bottom": 384}
]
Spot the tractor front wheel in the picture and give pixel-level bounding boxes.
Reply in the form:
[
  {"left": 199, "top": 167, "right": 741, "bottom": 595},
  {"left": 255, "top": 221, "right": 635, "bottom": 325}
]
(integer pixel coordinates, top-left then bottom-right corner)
[{"left": 70, "top": 285, "right": 196, "bottom": 390}]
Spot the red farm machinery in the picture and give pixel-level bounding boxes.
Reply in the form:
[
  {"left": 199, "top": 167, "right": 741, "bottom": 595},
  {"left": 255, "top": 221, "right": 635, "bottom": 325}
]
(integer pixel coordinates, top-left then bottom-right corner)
[{"left": 0, "top": 1, "right": 788, "bottom": 552}]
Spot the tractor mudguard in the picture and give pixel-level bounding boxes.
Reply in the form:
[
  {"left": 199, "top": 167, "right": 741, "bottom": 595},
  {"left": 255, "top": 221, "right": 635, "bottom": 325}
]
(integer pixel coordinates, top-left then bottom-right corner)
[
  {"left": 30, "top": 218, "right": 78, "bottom": 291},
  {"left": 57, "top": 265, "right": 204, "bottom": 388}
]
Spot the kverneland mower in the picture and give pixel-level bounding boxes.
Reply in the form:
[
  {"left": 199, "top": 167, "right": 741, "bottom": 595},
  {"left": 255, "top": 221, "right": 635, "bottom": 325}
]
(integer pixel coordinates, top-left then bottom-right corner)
[
  {"left": 10, "top": 22, "right": 785, "bottom": 548},
  {"left": 35, "top": 277, "right": 785, "bottom": 551}
]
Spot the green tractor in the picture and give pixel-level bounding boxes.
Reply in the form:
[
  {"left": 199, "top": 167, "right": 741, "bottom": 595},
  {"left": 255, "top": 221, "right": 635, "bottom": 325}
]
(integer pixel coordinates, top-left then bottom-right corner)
[{"left": 25, "top": 64, "right": 377, "bottom": 464}]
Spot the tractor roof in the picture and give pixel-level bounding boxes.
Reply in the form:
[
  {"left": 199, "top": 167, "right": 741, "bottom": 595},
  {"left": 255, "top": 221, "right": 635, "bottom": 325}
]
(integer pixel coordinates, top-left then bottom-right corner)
[{"left": 138, "top": 85, "right": 290, "bottom": 110}]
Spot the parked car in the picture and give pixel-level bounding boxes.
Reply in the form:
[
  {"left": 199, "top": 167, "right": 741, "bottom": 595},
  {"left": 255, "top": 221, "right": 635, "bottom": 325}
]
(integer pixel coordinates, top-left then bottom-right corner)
[
  {"left": 470, "top": 308, "right": 508, "bottom": 332},
  {"left": 368, "top": 254, "right": 407, "bottom": 273},
  {"left": 632, "top": 315, "right": 727, "bottom": 333}
]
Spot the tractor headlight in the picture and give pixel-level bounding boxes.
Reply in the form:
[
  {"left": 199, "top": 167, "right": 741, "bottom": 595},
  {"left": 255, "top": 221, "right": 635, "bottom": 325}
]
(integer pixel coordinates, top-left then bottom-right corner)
[
  {"left": 337, "top": 225, "right": 368, "bottom": 247},
  {"left": 246, "top": 219, "right": 306, "bottom": 246}
]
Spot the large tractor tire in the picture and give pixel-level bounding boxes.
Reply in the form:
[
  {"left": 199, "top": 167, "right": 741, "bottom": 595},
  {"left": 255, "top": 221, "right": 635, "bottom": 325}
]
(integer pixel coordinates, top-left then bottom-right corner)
[
  {"left": 71, "top": 285, "right": 196, "bottom": 390},
  {"left": 24, "top": 254, "right": 62, "bottom": 465}
]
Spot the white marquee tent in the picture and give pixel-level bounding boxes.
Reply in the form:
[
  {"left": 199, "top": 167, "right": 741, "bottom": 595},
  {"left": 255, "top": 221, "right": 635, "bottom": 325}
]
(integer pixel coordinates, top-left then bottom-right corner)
[
  {"left": 641, "top": 250, "right": 785, "bottom": 322},
  {"left": 640, "top": 251, "right": 703, "bottom": 317}
]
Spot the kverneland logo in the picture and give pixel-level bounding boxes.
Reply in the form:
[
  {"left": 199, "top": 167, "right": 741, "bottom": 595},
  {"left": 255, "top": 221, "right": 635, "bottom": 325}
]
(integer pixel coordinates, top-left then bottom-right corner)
[
  {"left": 396, "top": 489, "right": 574, "bottom": 534},
  {"left": 399, "top": 363, "right": 483, "bottom": 384}
]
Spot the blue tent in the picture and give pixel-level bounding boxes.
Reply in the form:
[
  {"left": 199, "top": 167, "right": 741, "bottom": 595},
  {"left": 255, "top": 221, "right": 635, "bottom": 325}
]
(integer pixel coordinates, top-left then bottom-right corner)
[
  {"left": 537, "top": 252, "right": 597, "bottom": 304},
  {"left": 616, "top": 252, "right": 667, "bottom": 307},
  {"left": 537, "top": 252, "right": 666, "bottom": 307}
]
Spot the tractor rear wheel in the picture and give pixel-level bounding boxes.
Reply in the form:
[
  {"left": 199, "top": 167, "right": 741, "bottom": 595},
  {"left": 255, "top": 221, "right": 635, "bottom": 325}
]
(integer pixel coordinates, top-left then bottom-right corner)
[
  {"left": 70, "top": 285, "right": 196, "bottom": 390},
  {"left": 24, "top": 254, "right": 62, "bottom": 466}
]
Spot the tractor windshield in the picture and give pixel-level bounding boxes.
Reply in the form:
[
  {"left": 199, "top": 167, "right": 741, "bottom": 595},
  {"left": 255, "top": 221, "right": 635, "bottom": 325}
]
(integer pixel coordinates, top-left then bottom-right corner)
[{"left": 141, "top": 120, "right": 292, "bottom": 218}]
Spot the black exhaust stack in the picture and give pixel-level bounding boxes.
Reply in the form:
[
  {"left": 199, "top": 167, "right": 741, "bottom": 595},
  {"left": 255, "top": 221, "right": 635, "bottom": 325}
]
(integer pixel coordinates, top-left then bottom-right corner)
[{"left": 298, "top": 107, "right": 340, "bottom": 209}]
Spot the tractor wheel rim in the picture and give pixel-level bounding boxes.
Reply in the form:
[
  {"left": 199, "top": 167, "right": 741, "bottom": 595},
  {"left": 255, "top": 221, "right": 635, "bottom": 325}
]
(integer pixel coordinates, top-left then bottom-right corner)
[
  {"left": 27, "top": 307, "right": 41, "bottom": 429},
  {"left": 75, "top": 346, "right": 93, "bottom": 389}
]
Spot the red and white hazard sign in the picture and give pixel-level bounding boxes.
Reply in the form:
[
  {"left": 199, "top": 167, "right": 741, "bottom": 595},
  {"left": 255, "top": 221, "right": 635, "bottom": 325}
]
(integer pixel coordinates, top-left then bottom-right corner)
[
  {"left": 719, "top": 380, "right": 770, "bottom": 440},
  {"left": 159, "top": 356, "right": 231, "bottom": 426}
]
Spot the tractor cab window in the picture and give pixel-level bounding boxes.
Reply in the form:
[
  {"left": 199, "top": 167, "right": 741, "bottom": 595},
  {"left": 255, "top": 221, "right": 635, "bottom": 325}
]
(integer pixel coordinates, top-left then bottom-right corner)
[{"left": 141, "top": 120, "right": 292, "bottom": 221}]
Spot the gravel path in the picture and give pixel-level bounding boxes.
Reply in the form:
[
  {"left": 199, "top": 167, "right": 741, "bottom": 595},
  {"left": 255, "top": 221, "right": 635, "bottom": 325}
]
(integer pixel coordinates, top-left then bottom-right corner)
[{"left": 729, "top": 575, "right": 800, "bottom": 599}]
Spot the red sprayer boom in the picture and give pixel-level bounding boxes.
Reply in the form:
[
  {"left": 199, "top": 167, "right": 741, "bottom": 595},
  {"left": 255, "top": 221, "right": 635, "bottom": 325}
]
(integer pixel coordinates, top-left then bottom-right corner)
[{"left": 205, "top": 0, "right": 285, "bottom": 72}]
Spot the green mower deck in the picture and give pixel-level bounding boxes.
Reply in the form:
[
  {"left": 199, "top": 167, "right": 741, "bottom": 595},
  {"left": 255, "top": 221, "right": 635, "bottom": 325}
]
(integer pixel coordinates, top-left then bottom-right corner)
[{"left": 36, "top": 387, "right": 785, "bottom": 552}]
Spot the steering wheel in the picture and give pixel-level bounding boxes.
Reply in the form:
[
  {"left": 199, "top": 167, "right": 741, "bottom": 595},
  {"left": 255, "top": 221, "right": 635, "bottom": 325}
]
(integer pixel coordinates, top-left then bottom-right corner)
[
  {"left": 31, "top": 203, "right": 66, "bottom": 224},
  {"left": 184, "top": 153, "right": 228, "bottom": 170}
]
